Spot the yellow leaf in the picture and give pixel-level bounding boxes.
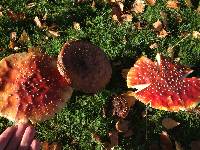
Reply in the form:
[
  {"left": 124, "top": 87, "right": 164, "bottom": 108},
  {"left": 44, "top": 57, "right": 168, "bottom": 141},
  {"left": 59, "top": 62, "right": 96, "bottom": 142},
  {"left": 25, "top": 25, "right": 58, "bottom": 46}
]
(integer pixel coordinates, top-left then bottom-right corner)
[{"left": 162, "top": 118, "right": 180, "bottom": 129}]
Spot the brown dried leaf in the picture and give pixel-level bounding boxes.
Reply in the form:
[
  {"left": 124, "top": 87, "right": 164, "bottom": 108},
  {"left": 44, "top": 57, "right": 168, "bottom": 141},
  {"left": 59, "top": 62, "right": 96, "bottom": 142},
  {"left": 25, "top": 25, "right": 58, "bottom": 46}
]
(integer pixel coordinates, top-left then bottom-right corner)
[
  {"left": 28, "top": 47, "right": 42, "bottom": 53},
  {"left": 149, "top": 43, "right": 159, "bottom": 49},
  {"left": 158, "top": 29, "right": 169, "bottom": 38},
  {"left": 121, "top": 68, "right": 129, "bottom": 79},
  {"left": 191, "top": 140, "right": 200, "bottom": 150},
  {"left": 134, "top": 21, "right": 143, "bottom": 30},
  {"left": 166, "top": 0, "right": 180, "bottom": 9},
  {"left": 18, "top": 30, "right": 30, "bottom": 43},
  {"left": 9, "top": 32, "right": 17, "bottom": 49},
  {"left": 175, "top": 141, "right": 184, "bottom": 150},
  {"left": 160, "top": 131, "right": 173, "bottom": 150},
  {"left": 192, "top": 31, "right": 200, "bottom": 38},
  {"left": 162, "top": 118, "right": 180, "bottom": 129},
  {"left": 145, "top": 0, "right": 156, "bottom": 6},
  {"left": 121, "top": 14, "right": 133, "bottom": 22},
  {"left": 132, "top": 0, "right": 145, "bottom": 13},
  {"left": 73, "top": 22, "right": 81, "bottom": 30},
  {"left": 112, "top": 5, "right": 122, "bottom": 22},
  {"left": 185, "top": 0, "right": 192, "bottom": 7},
  {"left": 48, "top": 30, "right": 60, "bottom": 37},
  {"left": 41, "top": 141, "right": 49, "bottom": 150},
  {"left": 92, "top": 133, "right": 102, "bottom": 143},
  {"left": 115, "top": 119, "right": 129, "bottom": 132},
  {"left": 153, "top": 20, "right": 163, "bottom": 31},
  {"left": 7, "top": 10, "right": 26, "bottom": 21},
  {"left": 49, "top": 142, "right": 62, "bottom": 150},
  {"left": 34, "top": 16, "right": 42, "bottom": 28}
]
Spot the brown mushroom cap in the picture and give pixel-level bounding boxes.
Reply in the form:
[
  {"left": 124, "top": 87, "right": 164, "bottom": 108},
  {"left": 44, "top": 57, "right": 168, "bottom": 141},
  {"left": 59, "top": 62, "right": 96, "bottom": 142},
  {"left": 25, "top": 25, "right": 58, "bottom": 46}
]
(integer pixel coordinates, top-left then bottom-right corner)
[
  {"left": 0, "top": 52, "right": 73, "bottom": 123},
  {"left": 57, "top": 40, "right": 112, "bottom": 93}
]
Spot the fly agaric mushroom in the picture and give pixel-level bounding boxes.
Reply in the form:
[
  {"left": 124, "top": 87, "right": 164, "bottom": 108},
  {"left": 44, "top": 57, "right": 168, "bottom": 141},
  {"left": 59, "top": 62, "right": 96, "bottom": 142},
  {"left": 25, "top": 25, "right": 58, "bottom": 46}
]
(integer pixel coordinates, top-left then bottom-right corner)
[
  {"left": 57, "top": 40, "right": 112, "bottom": 93},
  {"left": 0, "top": 52, "right": 73, "bottom": 123},
  {"left": 127, "top": 53, "right": 200, "bottom": 111}
]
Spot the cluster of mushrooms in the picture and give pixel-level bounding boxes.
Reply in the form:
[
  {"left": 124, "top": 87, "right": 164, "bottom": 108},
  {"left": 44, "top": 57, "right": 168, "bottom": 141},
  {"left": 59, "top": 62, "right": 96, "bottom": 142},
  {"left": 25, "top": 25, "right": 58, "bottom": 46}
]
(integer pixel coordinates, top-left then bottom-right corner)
[{"left": 0, "top": 40, "right": 112, "bottom": 124}]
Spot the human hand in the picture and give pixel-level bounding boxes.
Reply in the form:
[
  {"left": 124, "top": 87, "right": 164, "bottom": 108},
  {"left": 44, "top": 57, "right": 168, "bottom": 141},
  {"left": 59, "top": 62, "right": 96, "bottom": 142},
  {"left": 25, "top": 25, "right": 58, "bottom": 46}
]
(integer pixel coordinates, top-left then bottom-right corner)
[{"left": 0, "top": 124, "right": 40, "bottom": 150}]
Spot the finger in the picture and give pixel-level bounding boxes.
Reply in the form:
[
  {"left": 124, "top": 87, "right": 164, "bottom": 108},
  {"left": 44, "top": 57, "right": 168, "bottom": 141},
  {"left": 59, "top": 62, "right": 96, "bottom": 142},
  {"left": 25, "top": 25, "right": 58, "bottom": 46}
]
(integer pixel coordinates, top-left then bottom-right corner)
[
  {"left": 30, "top": 139, "right": 41, "bottom": 150},
  {"left": 0, "top": 126, "right": 17, "bottom": 150},
  {"left": 6, "top": 124, "right": 28, "bottom": 150},
  {"left": 18, "top": 126, "right": 36, "bottom": 150}
]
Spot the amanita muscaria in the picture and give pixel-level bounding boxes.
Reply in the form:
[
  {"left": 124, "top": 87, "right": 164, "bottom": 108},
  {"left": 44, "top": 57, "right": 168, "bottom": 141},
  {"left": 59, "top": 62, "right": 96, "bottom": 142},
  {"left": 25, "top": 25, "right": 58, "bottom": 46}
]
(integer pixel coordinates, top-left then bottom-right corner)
[
  {"left": 0, "top": 52, "right": 73, "bottom": 123},
  {"left": 57, "top": 40, "right": 112, "bottom": 93},
  {"left": 127, "top": 53, "right": 200, "bottom": 111}
]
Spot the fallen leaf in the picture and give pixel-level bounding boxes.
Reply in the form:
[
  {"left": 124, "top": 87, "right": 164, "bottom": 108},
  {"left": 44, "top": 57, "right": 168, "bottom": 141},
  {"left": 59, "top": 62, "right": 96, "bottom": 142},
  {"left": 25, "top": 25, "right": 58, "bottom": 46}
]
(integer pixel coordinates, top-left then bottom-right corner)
[
  {"left": 191, "top": 140, "right": 200, "bottom": 150},
  {"left": 49, "top": 142, "right": 62, "bottom": 150},
  {"left": 185, "top": 0, "right": 192, "bottom": 7},
  {"left": 160, "top": 131, "right": 173, "bottom": 150},
  {"left": 34, "top": 16, "right": 42, "bottom": 28},
  {"left": 134, "top": 21, "right": 143, "bottom": 30},
  {"left": 121, "top": 14, "right": 133, "bottom": 22},
  {"left": 132, "top": 0, "right": 145, "bottom": 13},
  {"left": 121, "top": 68, "right": 129, "bottom": 79},
  {"left": 91, "top": 1, "right": 96, "bottom": 8},
  {"left": 175, "top": 141, "right": 184, "bottom": 150},
  {"left": 112, "top": 5, "right": 122, "bottom": 22},
  {"left": 162, "top": 118, "right": 180, "bottom": 129},
  {"left": 18, "top": 30, "right": 30, "bottom": 43},
  {"left": 192, "top": 31, "right": 200, "bottom": 38},
  {"left": 73, "top": 22, "right": 81, "bottom": 30},
  {"left": 166, "top": 0, "right": 180, "bottom": 9},
  {"left": 117, "top": 1, "right": 124, "bottom": 11},
  {"left": 115, "top": 119, "right": 129, "bottom": 132},
  {"left": 0, "top": 11, "right": 3, "bottom": 17},
  {"left": 7, "top": 10, "right": 26, "bottom": 21},
  {"left": 48, "top": 30, "right": 60, "bottom": 37},
  {"left": 41, "top": 141, "right": 49, "bottom": 150},
  {"left": 158, "top": 29, "right": 169, "bottom": 38},
  {"left": 149, "top": 43, "right": 159, "bottom": 49},
  {"left": 26, "top": 2, "right": 36, "bottom": 8},
  {"left": 9, "top": 32, "right": 17, "bottom": 49},
  {"left": 92, "top": 133, "right": 102, "bottom": 143},
  {"left": 145, "top": 0, "right": 156, "bottom": 6},
  {"left": 28, "top": 47, "right": 42, "bottom": 53},
  {"left": 153, "top": 20, "right": 163, "bottom": 31}
]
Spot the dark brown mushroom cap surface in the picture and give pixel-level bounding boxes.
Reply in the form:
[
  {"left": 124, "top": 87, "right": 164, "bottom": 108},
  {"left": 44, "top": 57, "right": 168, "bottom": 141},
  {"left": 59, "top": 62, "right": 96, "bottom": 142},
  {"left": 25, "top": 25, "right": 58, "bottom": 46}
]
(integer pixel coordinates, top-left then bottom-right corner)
[
  {"left": 0, "top": 52, "right": 73, "bottom": 123},
  {"left": 58, "top": 40, "right": 112, "bottom": 93}
]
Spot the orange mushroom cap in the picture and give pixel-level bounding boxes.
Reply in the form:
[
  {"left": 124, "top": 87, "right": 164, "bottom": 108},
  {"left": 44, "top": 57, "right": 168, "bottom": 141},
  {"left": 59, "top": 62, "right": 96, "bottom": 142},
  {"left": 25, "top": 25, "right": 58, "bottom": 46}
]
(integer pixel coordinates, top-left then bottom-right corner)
[
  {"left": 0, "top": 52, "right": 73, "bottom": 123},
  {"left": 57, "top": 40, "right": 112, "bottom": 93},
  {"left": 127, "top": 53, "right": 200, "bottom": 111}
]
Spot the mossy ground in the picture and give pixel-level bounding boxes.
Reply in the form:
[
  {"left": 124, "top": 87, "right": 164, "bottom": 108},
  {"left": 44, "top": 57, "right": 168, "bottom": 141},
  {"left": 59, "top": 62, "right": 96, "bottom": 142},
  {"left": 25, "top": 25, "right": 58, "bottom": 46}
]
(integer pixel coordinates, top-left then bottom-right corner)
[{"left": 0, "top": 0, "right": 200, "bottom": 149}]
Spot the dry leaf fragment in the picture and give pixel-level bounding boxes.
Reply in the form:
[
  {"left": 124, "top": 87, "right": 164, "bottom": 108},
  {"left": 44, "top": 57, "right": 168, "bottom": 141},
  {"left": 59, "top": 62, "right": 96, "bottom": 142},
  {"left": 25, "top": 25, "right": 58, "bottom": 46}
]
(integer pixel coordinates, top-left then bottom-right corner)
[
  {"left": 166, "top": 0, "right": 180, "bottom": 9},
  {"left": 191, "top": 140, "right": 200, "bottom": 150},
  {"left": 134, "top": 22, "right": 143, "bottom": 30},
  {"left": 121, "top": 14, "right": 133, "bottom": 22},
  {"left": 145, "top": 0, "right": 156, "bottom": 6},
  {"left": 175, "top": 141, "right": 184, "bottom": 150},
  {"left": 34, "top": 16, "right": 42, "bottom": 28},
  {"left": 132, "top": 0, "right": 145, "bottom": 13},
  {"left": 49, "top": 142, "right": 62, "bottom": 150},
  {"left": 149, "top": 43, "right": 159, "bottom": 49},
  {"left": 7, "top": 10, "right": 26, "bottom": 21},
  {"left": 192, "top": 31, "right": 200, "bottom": 38},
  {"left": 160, "top": 131, "right": 173, "bottom": 150},
  {"left": 73, "top": 22, "right": 81, "bottom": 30},
  {"left": 48, "top": 30, "right": 60, "bottom": 37},
  {"left": 26, "top": 2, "right": 36, "bottom": 8},
  {"left": 153, "top": 20, "right": 163, "bottom": 31},
  {"left": 158, "top": 29, "right": 169, "bottom": 38},
  {"left": 162, "top": 118, "right": 180, "bottom": 129},
  {"left": 91, "top": 1, "right": 96, "bottom": 8},
  {"left": 112, "top": 5, "right": 122, "bottom": 22},
  {"left": 18, "top": 30, "right": 30, "bottom": 43},
  {"left": 92, "top": 133, "right": 102, "bottom": 143},
  {"left": 117, "top": 2, "right": 124, "bottom": 11},
  {"left": 28, "top": 47, "right": 42, "bottom": 53},
  {"left": 115, "top": 119, "right": 129, "bottom": 132},
  {"left": 185, "top": 0, "right": 192, "bottom": 7},
  {"left": 9, "top": 32, "right": 17, "bottom": 49}
]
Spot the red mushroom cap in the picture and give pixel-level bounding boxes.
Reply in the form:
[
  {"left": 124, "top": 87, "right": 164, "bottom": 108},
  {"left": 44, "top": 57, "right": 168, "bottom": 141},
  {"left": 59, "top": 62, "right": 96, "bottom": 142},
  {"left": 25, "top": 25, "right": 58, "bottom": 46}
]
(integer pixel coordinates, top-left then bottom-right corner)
[
  {"left": 127, "top": 53, "right": 200, "bottom": 111},
  {"left": 57, "top": 40, "right": 112, "bottom": 93},
  {"left": 0, "top": 52, "right": 73, "bottom": 123}
]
